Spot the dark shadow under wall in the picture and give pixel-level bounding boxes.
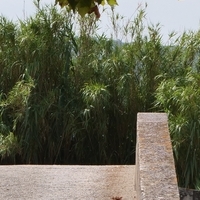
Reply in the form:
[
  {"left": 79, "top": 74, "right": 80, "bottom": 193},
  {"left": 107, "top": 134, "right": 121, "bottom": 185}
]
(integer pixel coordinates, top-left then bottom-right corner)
[{"left": 179, "top": 188, "right": 200, "bottom": 200}]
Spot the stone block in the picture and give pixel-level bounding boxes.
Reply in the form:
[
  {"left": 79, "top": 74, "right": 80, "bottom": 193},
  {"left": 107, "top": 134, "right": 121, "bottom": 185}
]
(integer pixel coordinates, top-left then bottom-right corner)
[{"left": 136, "top": 113, "right": 180, "bottom": 200}]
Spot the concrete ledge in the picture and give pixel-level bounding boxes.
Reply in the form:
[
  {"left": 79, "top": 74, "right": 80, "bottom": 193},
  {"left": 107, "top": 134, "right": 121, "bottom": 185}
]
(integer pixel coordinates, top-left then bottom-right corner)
[
  {"left": 136, "top": 113, "right": 180, "bottom": 200},
  {"left": 0, "top": 165, "right": 136, "bottom": 200}
]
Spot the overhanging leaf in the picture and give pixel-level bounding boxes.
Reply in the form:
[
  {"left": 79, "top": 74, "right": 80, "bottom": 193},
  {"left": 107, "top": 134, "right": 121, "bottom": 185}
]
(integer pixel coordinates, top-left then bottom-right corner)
[
  {"left": 78, "top": 6, "right": 91, "bottom": 17},
  {"left": 100, "top": 0, "right": 106, "bottom": 6},
  {"left": 55, "top": 0, "right": 118, "bottom": 17},
  {"left": 55, "top": 0, "right": 69, "bottom": 7},
  {"left": 107, "top": 0, "right": 118, "bottom": 6},
  {"left": 95, "top": 0, "right": 103, "bottom": 4}
]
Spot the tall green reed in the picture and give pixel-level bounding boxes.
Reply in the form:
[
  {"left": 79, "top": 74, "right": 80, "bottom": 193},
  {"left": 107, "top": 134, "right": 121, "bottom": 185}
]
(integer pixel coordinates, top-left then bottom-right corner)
[{"left": 155, "top": 30, "right": 200, "bottom": 188}]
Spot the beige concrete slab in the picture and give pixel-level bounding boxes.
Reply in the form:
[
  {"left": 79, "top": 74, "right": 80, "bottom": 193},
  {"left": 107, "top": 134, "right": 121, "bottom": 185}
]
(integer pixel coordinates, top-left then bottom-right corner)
[
  {"left": 136, "top": 113, "right": 180, "bottom": 200},
  {"left": 0, "top": 165, "right": 136, "bottom": 200}
]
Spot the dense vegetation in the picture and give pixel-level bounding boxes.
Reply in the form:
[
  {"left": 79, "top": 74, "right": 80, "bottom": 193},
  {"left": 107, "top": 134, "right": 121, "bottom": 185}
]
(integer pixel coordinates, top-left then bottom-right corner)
[{"left": 1, "top": 4, "right": 200, "bottom": 189}]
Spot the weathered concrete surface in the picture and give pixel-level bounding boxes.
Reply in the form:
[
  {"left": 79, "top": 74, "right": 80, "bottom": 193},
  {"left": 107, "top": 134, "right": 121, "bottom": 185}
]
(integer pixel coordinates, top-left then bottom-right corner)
[
  {"left": 0, "top": 165, "right": 136, "bottom": 200},
  {"left": 136, "top": 113, "right": 180, "bottom": 200}
]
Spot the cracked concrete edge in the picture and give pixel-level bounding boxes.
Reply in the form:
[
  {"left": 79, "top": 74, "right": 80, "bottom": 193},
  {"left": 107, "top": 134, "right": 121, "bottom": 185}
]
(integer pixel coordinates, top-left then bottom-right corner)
[{"left": 135, "top": 113, "right": 180, "bottom": 200}]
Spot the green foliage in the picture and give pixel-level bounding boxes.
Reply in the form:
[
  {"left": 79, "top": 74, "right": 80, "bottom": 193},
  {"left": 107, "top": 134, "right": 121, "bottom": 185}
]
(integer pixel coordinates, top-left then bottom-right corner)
[
  {"left": 54, "top": 0, "right": 118, "bottom": 17},
  {"left": 155, "top": 30, "right": 200, "bottom": 188},
  {"left": 0, "top": 132, "right": 20, "bottom": 161},
  {"left": 0, "top": 4, "right": 157, "bottom": 165},
  {"left": 156, "top": 71, "right": 200, "bottom": 188},
  {"left": 2, "top": 2, "right": 200, "bottom": 189}
]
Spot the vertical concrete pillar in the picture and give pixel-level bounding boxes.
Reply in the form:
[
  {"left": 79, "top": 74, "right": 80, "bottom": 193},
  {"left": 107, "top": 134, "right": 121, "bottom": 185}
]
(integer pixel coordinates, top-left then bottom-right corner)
[{"left": 136, "top": 113, "right": 179, "bottom": 200}]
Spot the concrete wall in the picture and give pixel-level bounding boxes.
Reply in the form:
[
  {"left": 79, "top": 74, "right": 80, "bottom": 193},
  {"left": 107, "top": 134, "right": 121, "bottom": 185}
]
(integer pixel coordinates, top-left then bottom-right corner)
[{"left": 135, "top": 113, "right": 180, "bottom": 200}]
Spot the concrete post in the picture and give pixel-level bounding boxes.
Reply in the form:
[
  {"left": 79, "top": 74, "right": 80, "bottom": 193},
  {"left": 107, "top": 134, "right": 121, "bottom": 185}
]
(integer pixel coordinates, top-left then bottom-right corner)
[{"left": 136, "top": 113, "right": 180, "bottom": 200}]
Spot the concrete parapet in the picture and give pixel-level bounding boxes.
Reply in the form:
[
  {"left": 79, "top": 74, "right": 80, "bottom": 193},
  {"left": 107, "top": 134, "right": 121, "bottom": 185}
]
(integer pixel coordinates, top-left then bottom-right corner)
[
  {"left": 136, "top": 113, "right": 180, "bottom": 200},
  {"left": 0, "top": 165, "right": 136, "bottom": 200}
]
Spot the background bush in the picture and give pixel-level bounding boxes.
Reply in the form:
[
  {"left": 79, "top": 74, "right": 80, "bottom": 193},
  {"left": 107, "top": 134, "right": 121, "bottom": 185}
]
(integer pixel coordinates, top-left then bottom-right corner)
[{"left": 1, "top": 3, "right": 200, "bottom": 189}]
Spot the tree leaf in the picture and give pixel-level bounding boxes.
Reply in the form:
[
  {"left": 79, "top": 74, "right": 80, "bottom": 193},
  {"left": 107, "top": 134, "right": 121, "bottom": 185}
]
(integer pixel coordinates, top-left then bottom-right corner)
[
  {"left": 55, "top": 0, "right": 69, "bottom": 7},
  {"left": 107, "top": 0, "right": 118, "bottom": 6},
  {"left": 78, "top": 6, "right": 91, "bottom": 17},
  {"left": 100, "top": 0, "right": 106, "bottom": 6},
  {"left": 95, "top": 0, "right": 103, "bottom": 4},
  {"left": 68, "top": 0, "right": 78, "bottom": 11},
  {"left": 55, "top": 0, "right": 118, "bottom": 17},
  {"left": 88, "top": 5, "right": 101, "bottom": 18}
]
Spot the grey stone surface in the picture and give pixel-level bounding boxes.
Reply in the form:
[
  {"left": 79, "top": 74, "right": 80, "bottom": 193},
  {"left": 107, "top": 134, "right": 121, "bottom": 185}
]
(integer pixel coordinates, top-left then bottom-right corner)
[
  {"left": 0, "top": 165, "right": 136, "bottom": 200},
  {"left": 136, "top": 113, "right": 180, "bottom": 200}
]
